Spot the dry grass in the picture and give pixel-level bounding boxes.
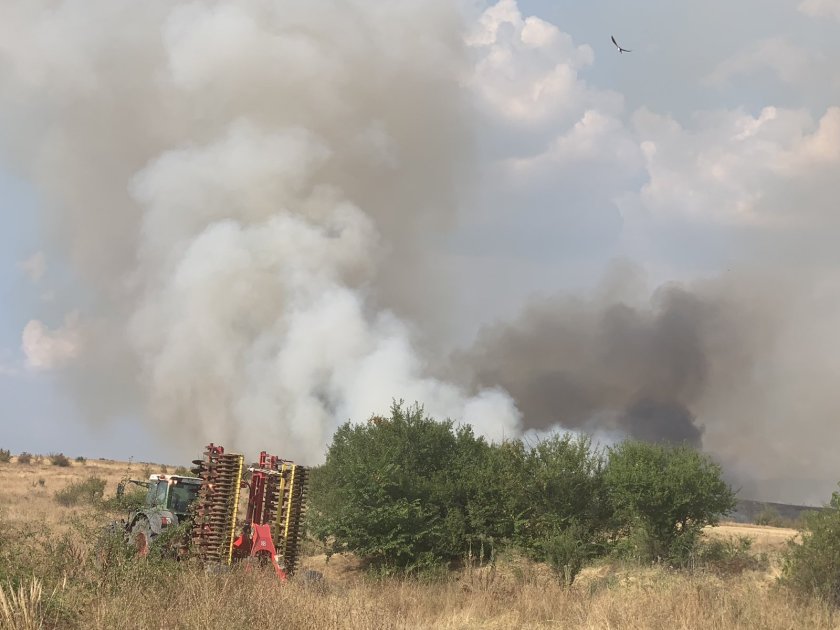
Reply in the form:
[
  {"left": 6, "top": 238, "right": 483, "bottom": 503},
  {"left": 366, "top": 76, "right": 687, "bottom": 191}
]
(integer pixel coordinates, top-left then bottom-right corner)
[
  {"left": 0, "top": 456, "right": 158, "bottom": 529},
  {"left": 0, "top": 578, "right": 46, "bottom": 630},
  {"left": 705, "top": 521, "right": 800, "bottom": 554},
  {"left": 1, "top": 456, "right": 836, "bottom": 629},
  {"left": 29, "top": 563, "right": 840, "bottom": 630}
]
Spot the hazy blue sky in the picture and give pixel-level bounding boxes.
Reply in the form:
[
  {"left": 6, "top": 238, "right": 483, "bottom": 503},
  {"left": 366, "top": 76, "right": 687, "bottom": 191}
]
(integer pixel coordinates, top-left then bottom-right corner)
[{"left": 2, "top": 0, "right": 840, "bottom": 496}]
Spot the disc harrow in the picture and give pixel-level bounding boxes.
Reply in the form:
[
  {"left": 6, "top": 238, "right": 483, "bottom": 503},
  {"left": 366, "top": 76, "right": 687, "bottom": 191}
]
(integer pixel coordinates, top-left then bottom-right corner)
[
  {"left": 186, "top": 444, "right": 310, "bottom": 581},
  {"left": 190, "top": 444, "right": 244, "bottom": 565},
  {"left": 275, "top": 463, "right": 309, "bottom": 576}
]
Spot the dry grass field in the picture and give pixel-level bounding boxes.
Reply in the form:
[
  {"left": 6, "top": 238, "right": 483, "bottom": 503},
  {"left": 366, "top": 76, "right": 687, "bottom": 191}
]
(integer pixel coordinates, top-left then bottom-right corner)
[
  {"left": 0, "top": 455, "right": 137, "bottom": 528},
  {"left": 0, "top": 455, "right": 836, "bottom": 629}
]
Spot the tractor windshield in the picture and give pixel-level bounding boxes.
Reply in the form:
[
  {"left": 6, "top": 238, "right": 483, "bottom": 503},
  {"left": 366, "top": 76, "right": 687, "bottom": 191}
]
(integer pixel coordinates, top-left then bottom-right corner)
[{"left": 167, "top": 481, "right": 201, "bottom": 514}]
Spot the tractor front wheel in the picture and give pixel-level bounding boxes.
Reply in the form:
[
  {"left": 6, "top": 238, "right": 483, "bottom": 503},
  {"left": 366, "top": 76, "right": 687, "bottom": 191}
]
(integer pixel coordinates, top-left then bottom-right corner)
[{"left": 130, "top": 519, "right": 155, "bottom": 558}]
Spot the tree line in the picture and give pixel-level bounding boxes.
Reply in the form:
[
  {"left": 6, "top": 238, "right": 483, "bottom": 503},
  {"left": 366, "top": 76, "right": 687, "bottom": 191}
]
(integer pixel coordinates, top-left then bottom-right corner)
[{"left": 307, "top": 401, "right": 736, "bottom": 583}]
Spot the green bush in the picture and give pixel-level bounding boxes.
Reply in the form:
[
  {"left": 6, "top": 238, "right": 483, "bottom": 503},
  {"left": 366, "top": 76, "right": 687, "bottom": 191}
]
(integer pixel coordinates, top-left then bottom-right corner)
[
  {"left": 54, "top": 477, "right": 107, "bottom": 507},
  {"left": 0, "top": 449, "right": 10, "bottom": 463},
  {"left": 693, "top": 535, "right": 767, "bottom": 575},
  {"left": 308, "top": 402, "right": 612, "bottom": 576},
  {"left": 521, "top": 435, "right": 610, "bottom": 544},
  {"left": 308, "top": 401, "right": 520, "bottom": 573},
  {"left": 539, "top": 523, "right": 594, "bottom": 586},
  {"left": 75, "top": 456, "right": 87, "bottom": 465},
  {"left": 309, "top": 403, "right": 739, "bottom": 576},
  {"left": 17, "top": 452, "right": 32, "bottom": 465},
  {"left": 604, "top": 440, "right": 736, "bottom": 566},
  {"left": 102, "top": 486, "right": 147, "bottom": 512},
  {"left": 49, "top": 453, "right": 71, "bottom": 467},
  {"left": 782, "top": 486, "right": 840, "bottom": 605}
]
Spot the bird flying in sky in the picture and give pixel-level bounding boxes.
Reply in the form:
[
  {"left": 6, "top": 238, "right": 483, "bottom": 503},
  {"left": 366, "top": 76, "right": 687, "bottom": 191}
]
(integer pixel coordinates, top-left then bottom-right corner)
[{"left": 611, "top": 35, "right": 631, "bottom": 54}]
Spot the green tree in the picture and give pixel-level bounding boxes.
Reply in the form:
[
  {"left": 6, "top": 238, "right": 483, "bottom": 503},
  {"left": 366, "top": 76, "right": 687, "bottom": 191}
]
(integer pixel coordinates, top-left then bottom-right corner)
[
  {"left": 522, "top": 434, "right": 609, "bottom": 540},
  {"left": 782, "top": 487, "right": 840, "bottom": 605},
  {"left": 307, "top": 401, "right": 503, "bottom": 573},
  {"left": 308, "top": 404, "right": 613, "bottom": 580},
  {"left": 604, "top": 440, "right": 736, "bottom": 564},
  {"left": 518, "top": 434, "right": 611, "bottom": 584}
]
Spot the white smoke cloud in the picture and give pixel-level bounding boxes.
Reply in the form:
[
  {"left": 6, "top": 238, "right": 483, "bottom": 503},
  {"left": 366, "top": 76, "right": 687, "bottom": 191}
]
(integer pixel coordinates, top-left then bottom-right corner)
[
  {"left": 21, "top": 313, "right": 82, "bottom": 370},
  {"left": 0, "top": 0, "right": 521, "bottom": 462}
]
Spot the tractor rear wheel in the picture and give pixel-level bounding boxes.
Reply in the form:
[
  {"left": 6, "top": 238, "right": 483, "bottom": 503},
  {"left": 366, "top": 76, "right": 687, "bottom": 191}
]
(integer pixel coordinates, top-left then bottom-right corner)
[{"left": 130, "top": 519, "right": 155, "bottom": 557}]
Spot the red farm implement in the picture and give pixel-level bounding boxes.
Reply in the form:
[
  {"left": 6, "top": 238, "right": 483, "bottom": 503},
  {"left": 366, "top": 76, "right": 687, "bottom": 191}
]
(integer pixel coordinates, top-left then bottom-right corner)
[
  {"left": 115, "top": 443, "right": 309, "bottom": 581},
  {"left": 189, "top": 444, "right": 310, "bottom": 580}
]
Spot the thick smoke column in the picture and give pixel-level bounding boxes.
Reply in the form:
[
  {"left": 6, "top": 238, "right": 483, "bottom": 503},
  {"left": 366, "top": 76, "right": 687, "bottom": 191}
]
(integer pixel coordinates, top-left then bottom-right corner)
[
  {"left": 5, "top": 0, "right": 840, "bottom": 504},
  {"left": 459, "top": 267, "right": 714, "bottom": 446},
  {"left": 0, "top": 0, "right": 521, "bottom": 460}
]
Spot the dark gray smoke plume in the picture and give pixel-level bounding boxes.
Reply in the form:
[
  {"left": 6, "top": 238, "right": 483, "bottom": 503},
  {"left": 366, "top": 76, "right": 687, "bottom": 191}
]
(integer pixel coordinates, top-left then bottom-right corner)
[
  {"left": 457, "top": 263, "right": 840, "bottom": 504},
  {"left": 459, "top": 274, "right": 718, "bottom": 446}
]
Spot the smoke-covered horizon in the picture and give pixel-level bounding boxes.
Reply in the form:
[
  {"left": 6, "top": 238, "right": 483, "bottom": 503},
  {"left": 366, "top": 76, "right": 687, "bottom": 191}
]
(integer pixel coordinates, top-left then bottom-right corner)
[{"left": 3, "top": 0, "right": 840, "bottom": 504}]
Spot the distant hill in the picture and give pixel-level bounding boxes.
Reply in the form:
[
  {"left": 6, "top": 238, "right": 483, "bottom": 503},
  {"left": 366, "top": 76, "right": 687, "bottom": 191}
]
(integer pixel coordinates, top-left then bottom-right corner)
[{"left": 729, "top": 498, "right": 831, "bottom": 525}]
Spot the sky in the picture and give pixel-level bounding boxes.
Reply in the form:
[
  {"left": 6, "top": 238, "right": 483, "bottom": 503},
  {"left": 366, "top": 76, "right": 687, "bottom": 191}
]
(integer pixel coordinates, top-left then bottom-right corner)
[{"left": 1, "top": 0, "right": 840, "bottom": 502}]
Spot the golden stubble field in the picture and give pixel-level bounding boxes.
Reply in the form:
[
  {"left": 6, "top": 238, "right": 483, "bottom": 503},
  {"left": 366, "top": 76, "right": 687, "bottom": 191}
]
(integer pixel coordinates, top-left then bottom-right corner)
[{"left": 0, "top": 455, "right": 836, "bottom": 630}]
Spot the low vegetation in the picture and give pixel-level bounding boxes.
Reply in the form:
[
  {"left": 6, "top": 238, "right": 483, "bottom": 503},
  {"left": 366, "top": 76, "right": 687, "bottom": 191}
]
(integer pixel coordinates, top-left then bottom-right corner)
[
  {"left": 0, "top": 449, "right": 11, "bottom": 464},
  {"left": 53, "top": 477, "right": 106, "bottom": 507},
  {"left": 48, "top": 453, "right": 71, "bottom": 468},
  {"left": 782, "top": 486, "right": 840, "bottom": 605},
  {"left": 16, "top": 452, "right": 32, "bottom": 465},
  {"left": 1, "top": 402, "right": 839, "bottom": 628}
]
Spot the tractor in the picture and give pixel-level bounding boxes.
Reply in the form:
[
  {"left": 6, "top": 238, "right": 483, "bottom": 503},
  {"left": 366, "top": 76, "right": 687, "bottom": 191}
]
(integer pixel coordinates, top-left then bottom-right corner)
[
  {"left": 114, "top": 443, "right": 310, "bottom": 580},
  {"left": 116, "top": 473, "right": 203, "bottom": 557}
]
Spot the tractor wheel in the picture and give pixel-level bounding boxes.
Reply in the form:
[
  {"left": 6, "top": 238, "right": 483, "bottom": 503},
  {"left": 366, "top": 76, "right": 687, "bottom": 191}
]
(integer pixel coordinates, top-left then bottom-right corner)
[{"left": 130, "top": 519, "right": 155, "bottom": 558}]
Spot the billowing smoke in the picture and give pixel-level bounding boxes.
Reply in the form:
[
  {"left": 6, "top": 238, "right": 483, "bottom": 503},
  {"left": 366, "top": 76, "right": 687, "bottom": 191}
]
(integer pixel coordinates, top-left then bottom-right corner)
[
  {"left": 457, "top": 263, "right": 840, "bottom": 504},
  {"left": 459, "top": 272, "right": 713, "bottom": 447},
  {"left": 0, "top": 0, "right": 521, "bottom": 461},
  {"left": 3, "top": 0, "right": 840, "bottom": 504}
]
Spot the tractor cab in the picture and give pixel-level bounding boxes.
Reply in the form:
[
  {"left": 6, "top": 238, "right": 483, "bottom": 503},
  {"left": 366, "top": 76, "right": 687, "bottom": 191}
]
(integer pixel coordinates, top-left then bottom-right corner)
[{"left": 144, "top": 474, "right": 202, "bottom": 518}]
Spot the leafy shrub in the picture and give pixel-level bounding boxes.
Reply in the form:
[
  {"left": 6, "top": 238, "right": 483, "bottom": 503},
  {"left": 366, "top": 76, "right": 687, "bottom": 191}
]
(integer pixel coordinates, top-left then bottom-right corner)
[
  {"left": 173, "top": 466, "right": 191, "bottom": 476},
  {"left": 75, "top": 456, "right": 87, "bottom": 465},
  {"left": 102, "top": 486, "right": 147, "bottom": 512},
  {"left": 782, "top": 486, "right": 840, "bottom": 605},
  {"left": 309, "top": 402, "right": 612, "bottom": 575},
  {"left": 539, "top": 523, "right": 594, "bottom": 586},
  {"left": 604, "top": 441, "right": 735, "bottom": 566},
  {"left": 17, "top": 452, "right": 32, "bottom": 465},
  {"left": 149, "top": 521, "right": 194, "bottom": 561},
  {"left": 693, "top": 535, "right": 767, "bottom": 575},
  {"left": 49, "top": 453, "right": 71, "bottom": 467},
  {"left": 309, "top": 401, "right": 517, "bottom": 573},
  {"left": 0, "top": 449, "right": 10, "bottom": 463},
  {"left": 520, "top": 435, "right": 610, "bottom": 547},
  {"left": 54, "top": 477, "right": 106, "bottom": 507}
]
